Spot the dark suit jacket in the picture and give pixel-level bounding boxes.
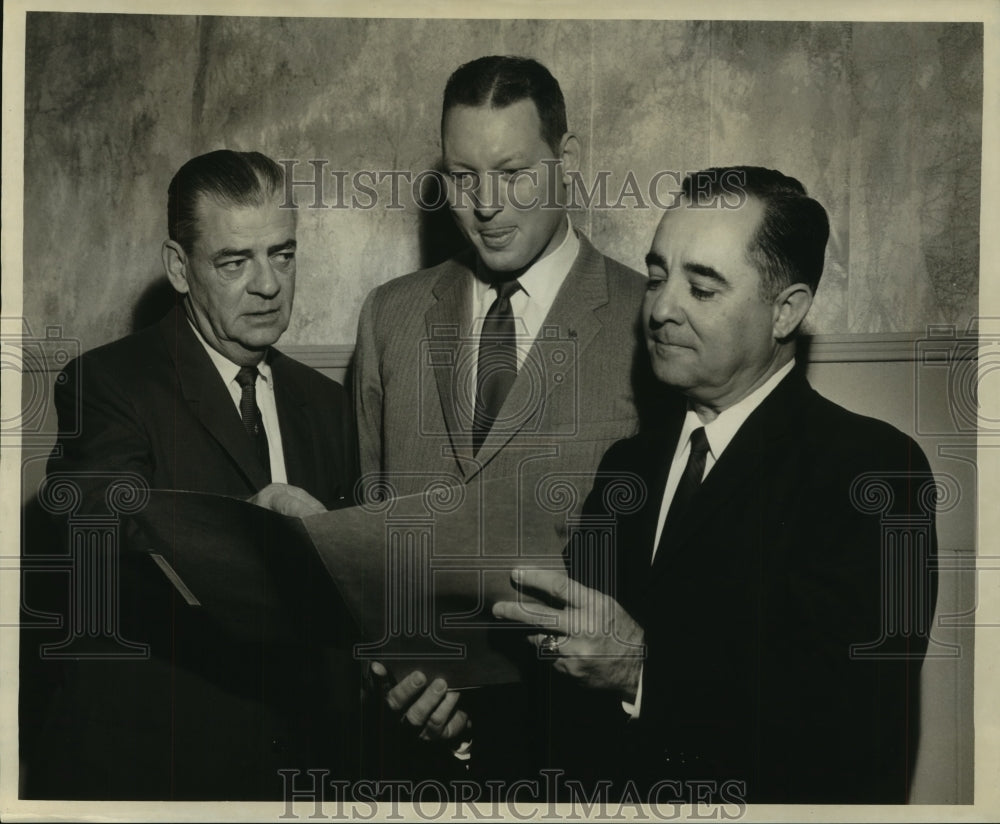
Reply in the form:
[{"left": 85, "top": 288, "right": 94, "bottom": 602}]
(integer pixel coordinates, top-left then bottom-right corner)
[
  {"left": 23, "top": 305, "right": 360, "bottom": 800},
  {"left": 560, "top": 369, "right": 938, "bottom": 804},
  {"left": 48, "top": 304, "right": 356, "bottom": 506}
]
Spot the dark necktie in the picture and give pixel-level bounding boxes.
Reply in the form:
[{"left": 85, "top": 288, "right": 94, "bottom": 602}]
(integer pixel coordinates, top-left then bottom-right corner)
[
  {"left": 657, "top": 427, "right": 710, "bottom": 553},
  {"left": 235, "top": 365, "right": 271, "bottom": 481},
  {"left": 473, "top": 279, "right": 522, "bottom": 455}
]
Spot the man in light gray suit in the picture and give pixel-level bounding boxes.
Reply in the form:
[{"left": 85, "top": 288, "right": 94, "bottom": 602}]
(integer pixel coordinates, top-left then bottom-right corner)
[
  {"left": 355, "top": 54, "right": 653, "bottom": 500},
  {"left": 353, "top": 56, "right": 662, "bottom": 778}
]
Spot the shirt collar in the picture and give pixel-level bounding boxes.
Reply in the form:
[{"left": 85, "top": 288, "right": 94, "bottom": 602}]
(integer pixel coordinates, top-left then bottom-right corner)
[
  {"left": 187, "top": 318, "right": 273, "bottom": 388},
  {"left": 679, "top": 360, "right": 795, "bottom": 461},
  {"left": 473, "top": 215, "right": 579, "bottom": 308}
]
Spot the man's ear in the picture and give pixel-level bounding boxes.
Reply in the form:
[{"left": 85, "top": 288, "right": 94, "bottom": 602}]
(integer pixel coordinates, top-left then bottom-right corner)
[
  {"left": 162, "top": 240, "right": 190, "bottom": 295},
  {"left": 558, "top": 132, "right": 581, "bottom": 183},
  {"left": 772, "top": 283, "right": 813, "bottom": 340}
]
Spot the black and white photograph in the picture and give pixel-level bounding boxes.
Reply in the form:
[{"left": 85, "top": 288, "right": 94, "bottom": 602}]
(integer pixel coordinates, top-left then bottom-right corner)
[{"left": 1, "top": 0, "right": 995, "bottom": 820}]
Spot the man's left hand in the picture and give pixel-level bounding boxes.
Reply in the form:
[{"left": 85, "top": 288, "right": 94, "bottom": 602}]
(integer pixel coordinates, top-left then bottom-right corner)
[{"left": 492, "top": 568, "right": 645, "bottom": 700}]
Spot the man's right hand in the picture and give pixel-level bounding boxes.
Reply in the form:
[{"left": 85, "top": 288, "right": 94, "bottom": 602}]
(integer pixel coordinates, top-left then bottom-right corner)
[
  {"left": 248, "top": 482, "right": 326, "bottom": 518},
  {"left": 370, "top": 662, "right": 471, "bottom": 743}
]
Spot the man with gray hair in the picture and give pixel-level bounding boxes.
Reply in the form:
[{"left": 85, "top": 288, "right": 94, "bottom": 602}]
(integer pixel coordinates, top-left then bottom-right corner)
[
  {"left": 53, "top": 149, "right": 355, "bottom": 508},
  {"left": 24, "top": 149, "right": 358, "bottom": 799}
]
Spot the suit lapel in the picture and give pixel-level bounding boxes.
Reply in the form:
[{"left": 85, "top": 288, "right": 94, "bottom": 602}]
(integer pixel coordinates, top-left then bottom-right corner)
[
  {"left": 160, "top": 306, "right": 271, "bottom": 490},
  {"left": 473, "top": 234, "right": 609, "bottom": 471},
  {"left": 650, "top": 370, "right": 809, "bottom": 572},
  {"left": 424, "top": 259, "right": 476, "bottom": 479},
  {"left": 627, "top": 421, "right": 681, "bottom": 576}
]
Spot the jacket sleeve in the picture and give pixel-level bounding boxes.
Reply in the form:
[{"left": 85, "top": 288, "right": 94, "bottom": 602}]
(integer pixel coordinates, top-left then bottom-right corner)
[{"left": 773, "top": 432, "right": 939, "bottom": 802}]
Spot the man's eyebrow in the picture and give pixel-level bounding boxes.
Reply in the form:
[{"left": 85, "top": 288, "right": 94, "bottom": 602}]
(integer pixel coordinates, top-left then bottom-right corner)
[
  {"left": 211, "top": 239, "right": 296, "bottom": 262},
  {"left": 212, "top": 247, "right": 253, "bottom": 262},
  {"left": 684, "top": 262, "right": 729, "bottom": 286},
  {"left": 268, "top": 239, "right": 296, "bottom": 256},
  {"left": 645, "top": 251, "right": 667, "bottom": 269},
  {"left": 445, "top": 158, "right": 527, "bottom": 173},
  {"left": 493, "top": 156, "right": 527, "bottom": 168}
]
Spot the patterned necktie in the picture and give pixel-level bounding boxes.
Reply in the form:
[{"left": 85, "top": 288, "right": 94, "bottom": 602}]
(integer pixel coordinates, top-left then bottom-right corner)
[
  {"left": 657, "top": 427, "right": 710, "bottom": 553},
  {"left": 473, "top": 279, "right": 522, "bottom": 455},
  {"left": 235, "top": 365, "right": 271, "bottom": 481}
]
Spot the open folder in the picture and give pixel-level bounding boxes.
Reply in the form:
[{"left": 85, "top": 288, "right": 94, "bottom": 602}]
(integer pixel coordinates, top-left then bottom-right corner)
[{"left": 126, "top": 477, "right": 572, "bottom": 689}]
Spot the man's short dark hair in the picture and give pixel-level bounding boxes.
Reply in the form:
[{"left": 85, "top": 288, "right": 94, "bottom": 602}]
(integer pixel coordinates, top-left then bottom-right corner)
[
  {"left": 441, "top": 55, "right": 568, "bottom": 153},
  {"left": 167, "top": 150, "right": 285, "bottom": 253},
  {"left": 681, "top": 166, "right": 830, "bottom": 299}
]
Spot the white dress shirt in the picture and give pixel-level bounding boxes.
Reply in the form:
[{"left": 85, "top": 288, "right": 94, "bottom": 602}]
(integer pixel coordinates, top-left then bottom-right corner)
[
  {"left": 469, "top": 216, "right": 580, "bottom": 390},
  {"left": 625, "top": 360, "right": 795, "bottom": 718},
  {"left": 189, "top": 321, "right": 288, "bottom": 483}
]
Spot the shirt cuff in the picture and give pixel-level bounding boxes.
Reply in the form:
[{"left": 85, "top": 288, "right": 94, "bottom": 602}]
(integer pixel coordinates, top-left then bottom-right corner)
[{"left": 621, "top": 664, "right": 644, "bottom": 719}]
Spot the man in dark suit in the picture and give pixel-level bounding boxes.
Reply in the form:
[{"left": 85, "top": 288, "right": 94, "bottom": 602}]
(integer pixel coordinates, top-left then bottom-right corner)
[
  {"left": 50, "top": 149, "right": 356, "bottom": 508},
  {"left": 353, "top": 56, "right": 660, "bottom": 765},
  {"left": 23, "top": 150, "right": 358, "bottom": 799},
  {"left": 494, "top": 167, "right": 938, "bottom": 803}
]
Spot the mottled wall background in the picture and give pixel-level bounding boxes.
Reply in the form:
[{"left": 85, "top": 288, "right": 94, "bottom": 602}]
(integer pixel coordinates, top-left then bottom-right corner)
[{"left": 23, "top": 14, "right": 982, "bottom": 353}]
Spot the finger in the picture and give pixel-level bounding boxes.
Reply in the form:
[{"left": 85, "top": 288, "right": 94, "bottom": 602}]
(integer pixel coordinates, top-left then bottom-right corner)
[
  {"left": 419, "top": 690, "right": 461, "bottom": 740},
  {"left": 404, "top": 678, "right": 449, "bottom": 727},
  {"left": 492, "top": 600, "right": 564, "bottom": 631},
  {"left": 551, "top": 657, "right": 571, "bottom": 678},
  {"left": 278, "top": 489, "right": 326, "bottom": 518},
  {"left": 286, "top": 486, "right": 327, "bottom": 516},
  {"left": 512, "top": 568, "right": 589, "bottom": 607},
  {"left": 247, "top": 482, "right": 279, "bottom": 508},
  {"left": 364, "top": 661, "right": 394, "bottom": 694},
  {"left": 385, "top": 670, "right": 427, "bottom": 712},
  {"left": 441, "top": 709, "right": 470, "bottom": 741},
  {"left": 527, "top": 632, "right": 570, "bottom": 651}
]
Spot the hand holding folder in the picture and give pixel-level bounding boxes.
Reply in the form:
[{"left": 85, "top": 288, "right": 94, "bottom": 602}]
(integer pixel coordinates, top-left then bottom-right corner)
[{"left": 127, "top": 476, "right": 571, "bottom": 689}]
